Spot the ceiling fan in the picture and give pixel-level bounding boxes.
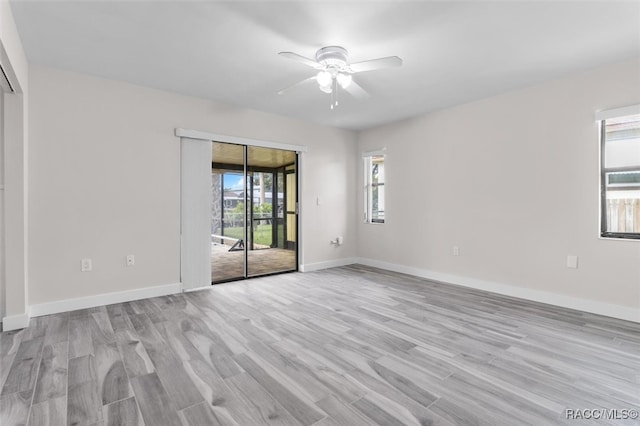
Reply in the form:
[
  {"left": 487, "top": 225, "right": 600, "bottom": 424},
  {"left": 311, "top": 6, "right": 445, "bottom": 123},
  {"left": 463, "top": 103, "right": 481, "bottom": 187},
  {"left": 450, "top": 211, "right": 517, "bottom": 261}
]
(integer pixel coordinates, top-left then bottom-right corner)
[{"left": 278, "top": 46, "right": 402, "bottom": 109}]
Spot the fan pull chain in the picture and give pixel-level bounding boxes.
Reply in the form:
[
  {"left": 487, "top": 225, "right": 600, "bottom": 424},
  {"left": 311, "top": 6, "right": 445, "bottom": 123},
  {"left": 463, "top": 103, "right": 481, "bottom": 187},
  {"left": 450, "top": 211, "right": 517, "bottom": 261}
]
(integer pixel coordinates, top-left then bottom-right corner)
[
  {"left": 330, "top": 78, "right": 335, "bottom": 109},
  {"left": 330, "top": 77, "right": 339, "bottom": 110}
]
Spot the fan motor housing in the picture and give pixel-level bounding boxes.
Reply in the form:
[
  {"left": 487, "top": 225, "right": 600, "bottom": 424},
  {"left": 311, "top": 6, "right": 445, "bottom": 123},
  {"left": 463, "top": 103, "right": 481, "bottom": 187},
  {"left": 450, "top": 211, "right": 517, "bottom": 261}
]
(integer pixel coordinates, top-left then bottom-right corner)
[{"left": 316, "top": 46, "right": 348, "bottom": 67}]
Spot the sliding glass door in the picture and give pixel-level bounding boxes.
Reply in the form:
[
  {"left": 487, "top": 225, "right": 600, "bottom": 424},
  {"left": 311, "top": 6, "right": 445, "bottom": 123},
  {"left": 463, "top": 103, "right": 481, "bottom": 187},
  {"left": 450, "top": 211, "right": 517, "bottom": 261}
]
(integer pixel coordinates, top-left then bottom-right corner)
[{"left": 210, "top": 142, "right": 298, "bottom": 283}]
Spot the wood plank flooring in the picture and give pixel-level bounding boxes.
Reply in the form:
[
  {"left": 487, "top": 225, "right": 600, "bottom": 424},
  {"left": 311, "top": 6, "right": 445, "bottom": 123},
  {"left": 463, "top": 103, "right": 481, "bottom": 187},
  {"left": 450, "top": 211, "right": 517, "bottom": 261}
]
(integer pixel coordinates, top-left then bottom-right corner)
[{"left": 1, "top": 265, "right": 639, "bottom": 425}]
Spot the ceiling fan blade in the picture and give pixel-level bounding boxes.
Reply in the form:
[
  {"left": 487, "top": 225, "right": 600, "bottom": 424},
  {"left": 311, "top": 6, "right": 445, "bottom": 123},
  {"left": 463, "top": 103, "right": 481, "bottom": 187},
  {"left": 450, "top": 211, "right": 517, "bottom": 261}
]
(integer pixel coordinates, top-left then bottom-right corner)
[
  {"left": 349, "top": 56, "right": 402, "bottom": 73},
  {"left": 277, "top": 76, "right": 316, "bottom": 95},
  {"left": 278, "top": 52, "right": 323, "bottom": 69},
  {"left": 343, "top": 79, "right": 370, "bottom": 99}
]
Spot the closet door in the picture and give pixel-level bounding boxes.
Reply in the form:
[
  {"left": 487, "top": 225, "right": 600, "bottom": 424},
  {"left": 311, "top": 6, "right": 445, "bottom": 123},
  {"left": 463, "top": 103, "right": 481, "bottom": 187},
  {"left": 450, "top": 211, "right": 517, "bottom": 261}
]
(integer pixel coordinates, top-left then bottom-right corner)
[{"left": 0, "top": 92, "right": 5, "bottom": 320}]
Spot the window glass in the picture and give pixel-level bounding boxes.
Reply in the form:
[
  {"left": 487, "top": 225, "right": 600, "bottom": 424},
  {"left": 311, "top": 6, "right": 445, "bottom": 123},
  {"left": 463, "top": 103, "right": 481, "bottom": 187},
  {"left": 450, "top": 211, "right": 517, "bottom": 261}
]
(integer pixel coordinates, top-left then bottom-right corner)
[
  {"left": 364, "top": 155, "right": 385, "bottom": 223},
  {"left": 601, "top": 113, "right": 640, "bottom": 238}
]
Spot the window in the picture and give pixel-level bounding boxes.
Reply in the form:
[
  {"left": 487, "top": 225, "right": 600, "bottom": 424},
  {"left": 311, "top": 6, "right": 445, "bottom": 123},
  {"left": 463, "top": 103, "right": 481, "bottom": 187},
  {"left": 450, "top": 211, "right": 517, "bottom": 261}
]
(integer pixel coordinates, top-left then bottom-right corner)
[
  {"left": 599, "top": 106, "right": 640, "bottom": 239},
  {"left": 364, "top": 153, "right": 385, "bottom": 223}
]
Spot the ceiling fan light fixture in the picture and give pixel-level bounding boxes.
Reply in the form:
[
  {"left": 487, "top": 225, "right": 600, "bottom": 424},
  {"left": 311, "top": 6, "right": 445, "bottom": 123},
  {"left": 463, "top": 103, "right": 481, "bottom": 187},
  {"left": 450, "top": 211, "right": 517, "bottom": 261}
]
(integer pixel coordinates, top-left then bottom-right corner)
[
  {"left": 316, "top": 70, "right": 332, "bottom": 88},
  {"left": 336, "top": 73, "right": 352, "bottom": 89},
  {"left": 279, "top": 45, "right": 402, "bottom": 106}
]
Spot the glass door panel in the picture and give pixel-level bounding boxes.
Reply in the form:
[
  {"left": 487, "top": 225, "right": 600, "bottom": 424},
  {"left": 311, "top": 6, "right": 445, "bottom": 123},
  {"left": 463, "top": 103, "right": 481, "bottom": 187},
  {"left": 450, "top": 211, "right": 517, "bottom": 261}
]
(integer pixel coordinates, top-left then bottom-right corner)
[
  {"left": 247, "top": 146, "right": 297, "bottom": 277},
  {"left": 285, "top": 167, "right": 297, "bottom": 250},
  {"left": 211, "top": 143, "right": 297, "bottom": 282},
  {"left": 211, "top": 142, "right": 246, "bottom": 283}
]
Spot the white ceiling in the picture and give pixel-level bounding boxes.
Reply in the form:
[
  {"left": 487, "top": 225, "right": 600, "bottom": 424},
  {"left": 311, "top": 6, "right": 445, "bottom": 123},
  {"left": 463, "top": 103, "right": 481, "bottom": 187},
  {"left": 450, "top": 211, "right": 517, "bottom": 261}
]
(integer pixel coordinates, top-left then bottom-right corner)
[{"left": 10, "top": 1, "right": 640, "bottom": 131}]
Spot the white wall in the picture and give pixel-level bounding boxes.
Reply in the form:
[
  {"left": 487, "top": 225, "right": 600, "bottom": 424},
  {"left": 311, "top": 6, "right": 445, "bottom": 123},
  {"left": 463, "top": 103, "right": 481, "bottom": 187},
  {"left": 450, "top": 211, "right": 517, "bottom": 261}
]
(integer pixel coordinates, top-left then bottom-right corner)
[
  {"left": 0, "top": 0, "right": 29, "bottom": 329},
  {"left": 28, "top": 65, "right": 357, "bottom": 308},
  {"left": 358, "top": 59, "right": 640, "bottom": 320},
  {"left": 18, "top": 57, "right": 640, "bottom": 323}
]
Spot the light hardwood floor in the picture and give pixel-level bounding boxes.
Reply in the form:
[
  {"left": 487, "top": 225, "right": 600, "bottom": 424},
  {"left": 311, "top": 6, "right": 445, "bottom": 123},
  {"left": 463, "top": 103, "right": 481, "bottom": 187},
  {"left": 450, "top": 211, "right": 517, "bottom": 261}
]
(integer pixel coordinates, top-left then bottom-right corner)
[{"left": 1, "top": 265, "right": 639, "bottom": 425}]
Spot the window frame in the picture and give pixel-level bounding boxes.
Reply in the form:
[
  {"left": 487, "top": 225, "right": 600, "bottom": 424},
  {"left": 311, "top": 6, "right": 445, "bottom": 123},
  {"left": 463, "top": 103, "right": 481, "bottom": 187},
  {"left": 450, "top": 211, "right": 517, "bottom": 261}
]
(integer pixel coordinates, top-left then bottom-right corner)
[
  {"left": 363, "top": 151, "right": 385, "bottom": 224},
  {"left": 598, "top": 105, "right": 640, "bottom": 240}
]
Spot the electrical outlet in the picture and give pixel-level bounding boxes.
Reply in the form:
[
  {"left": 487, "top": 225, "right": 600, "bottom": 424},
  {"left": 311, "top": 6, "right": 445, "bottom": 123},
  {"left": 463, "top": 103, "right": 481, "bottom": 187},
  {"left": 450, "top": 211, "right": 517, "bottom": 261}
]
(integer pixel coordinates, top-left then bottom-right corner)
[
  {"left": 453, "top": 246, "right": 460, "bottom": 256},
  {"left": 126, "top": 255, "right": 135, "bottom": 267},
  {"left": 567, "top": 255, "right": 578, "bottom": 269},
  {"left": 81, "top": 258, "right": 92, "bottom": 272}
]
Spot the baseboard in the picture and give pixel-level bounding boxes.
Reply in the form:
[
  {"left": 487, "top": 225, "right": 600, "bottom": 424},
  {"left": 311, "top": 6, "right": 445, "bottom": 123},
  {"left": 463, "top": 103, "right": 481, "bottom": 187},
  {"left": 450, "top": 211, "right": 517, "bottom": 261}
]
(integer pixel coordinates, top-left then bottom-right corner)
[
  {"left": 300, "top": 257, "right": 359, "bottom": 273},
  {"left": 29, "top": 282, "right": 183, "bottom": 318},
  {"left": 2, "top": 313, "right": 30, "bottom": 331},
  {"left": 357, "top": 258, "right": 640, "bottom": 323}
]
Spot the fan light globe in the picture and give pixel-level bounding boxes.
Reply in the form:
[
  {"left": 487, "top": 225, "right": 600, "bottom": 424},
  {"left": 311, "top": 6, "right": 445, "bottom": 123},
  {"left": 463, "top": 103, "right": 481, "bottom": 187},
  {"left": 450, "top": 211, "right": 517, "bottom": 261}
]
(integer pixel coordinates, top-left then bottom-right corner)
[
  {"left": 337, "top": 73, "right": 352, "bottom": 89},
  {"left": 319, "top": 84, "right": 333, "bottom": 94},
  {"left": 316, "top": 70, "right": 332, "bottom": 88}
]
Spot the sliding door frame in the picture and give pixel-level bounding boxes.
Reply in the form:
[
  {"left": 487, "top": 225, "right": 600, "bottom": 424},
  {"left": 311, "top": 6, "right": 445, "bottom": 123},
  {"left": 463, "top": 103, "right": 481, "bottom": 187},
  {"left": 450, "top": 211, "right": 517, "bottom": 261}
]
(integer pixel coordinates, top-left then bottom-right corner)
[
  {"left": 177, "top": 128, "right": 307, "bottom": 290},
  {"left": 243, "top": 145, "right": 249, "bottom": 278}
]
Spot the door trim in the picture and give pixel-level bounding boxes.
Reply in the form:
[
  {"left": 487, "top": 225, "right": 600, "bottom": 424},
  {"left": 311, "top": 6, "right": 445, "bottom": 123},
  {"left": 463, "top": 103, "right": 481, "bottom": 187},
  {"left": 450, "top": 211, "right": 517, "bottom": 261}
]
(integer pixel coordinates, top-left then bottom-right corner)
[{"left": 175, "top": 128, "right": 308, "bottom": 153}]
